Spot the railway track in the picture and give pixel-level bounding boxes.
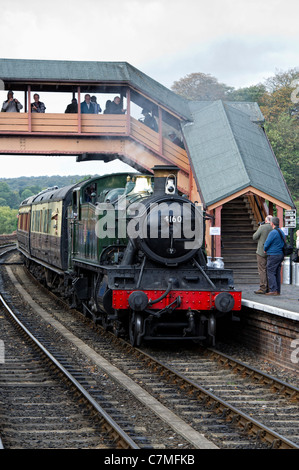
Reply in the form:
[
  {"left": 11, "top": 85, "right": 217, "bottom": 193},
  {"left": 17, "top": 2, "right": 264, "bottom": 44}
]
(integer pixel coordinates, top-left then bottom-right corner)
[
  {"left": 137, "top": 346, "right": 298, "bottom": 448},
  {"left": 1, "top": 249, "right": 298, "bottom": 449},
  {"left": 0, "top": 251, "right": 210, "bottom": 449},
  {"left": 0, "top": 243, "right": 20, "bottom": 260},
  {"left": 0, "top": 290, "right": 139, "bottom": 449}
]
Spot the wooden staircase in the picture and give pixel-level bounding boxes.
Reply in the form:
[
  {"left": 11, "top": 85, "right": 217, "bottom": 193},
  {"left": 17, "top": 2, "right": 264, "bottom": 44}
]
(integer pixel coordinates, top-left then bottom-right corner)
[{"left": 221, "top": 196, "right": 259, "bottom": 284}]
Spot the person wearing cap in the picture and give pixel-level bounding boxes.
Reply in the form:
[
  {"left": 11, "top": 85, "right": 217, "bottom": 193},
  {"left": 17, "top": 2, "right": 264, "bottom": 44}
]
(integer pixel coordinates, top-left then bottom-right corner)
[
  {"left": 263, "top": 216, "right": 285, "bottom": 296},
  {"left": 253, "top": 215, "right": 273, "bottom": 294},
  {"left": 1, "top": 91, "right": 23, "bottom": 112}
]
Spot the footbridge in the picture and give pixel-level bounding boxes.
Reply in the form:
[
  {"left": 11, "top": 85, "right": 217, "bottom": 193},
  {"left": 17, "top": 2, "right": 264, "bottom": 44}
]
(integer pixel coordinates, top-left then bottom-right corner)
[
  {"left": 0, "top": 59, "right": 197, "bottom": 199},
  {"left": 0, "top": 59, "right": 294, "bottom": 271}
]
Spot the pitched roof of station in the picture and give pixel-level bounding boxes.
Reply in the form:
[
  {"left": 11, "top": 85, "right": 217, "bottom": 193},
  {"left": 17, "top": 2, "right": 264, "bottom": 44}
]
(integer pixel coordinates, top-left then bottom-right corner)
[{"left": 182, "top": 100, "right": 294, "bottom": 207}]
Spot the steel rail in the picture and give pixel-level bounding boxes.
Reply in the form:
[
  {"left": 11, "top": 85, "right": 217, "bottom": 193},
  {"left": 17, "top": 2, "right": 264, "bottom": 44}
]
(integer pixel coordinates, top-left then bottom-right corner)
[
  {"left": 0, "top": 245, "right": 23, "bottom": 266},
  {"left": 0, "top": 293, "right": 139, "bottom": 450},
  {"left": 0, "top": 245, "right": 17, "bottom": 256},
  {"left": 112, "top": 337, "right": 299, "bottom": 450},
  {"left": 207, "top": 347, "right": 299, "bottom": 402},
  {"left": 0, "top": 243, "right": 16, "bottom": 249}
]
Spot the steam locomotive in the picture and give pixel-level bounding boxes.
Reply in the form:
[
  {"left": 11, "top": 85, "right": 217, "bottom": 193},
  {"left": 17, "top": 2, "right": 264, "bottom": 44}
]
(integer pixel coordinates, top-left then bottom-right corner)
[{"left": 17, "top": 165, "right": 241, "bottom": 346}]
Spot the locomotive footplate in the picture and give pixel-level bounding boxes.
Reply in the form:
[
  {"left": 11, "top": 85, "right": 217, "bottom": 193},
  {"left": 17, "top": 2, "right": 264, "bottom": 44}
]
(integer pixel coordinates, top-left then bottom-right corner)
[
  {"left": 106, "top": 265, "right": 242, "bottom": 313},
  {"left": 112, "top": 289, "right": 242, "bottom": 312}
]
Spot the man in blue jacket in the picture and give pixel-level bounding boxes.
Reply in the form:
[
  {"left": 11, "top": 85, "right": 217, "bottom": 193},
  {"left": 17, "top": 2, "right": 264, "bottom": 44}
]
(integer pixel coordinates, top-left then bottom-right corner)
[
  {"left": 81, "top": 94, "right": 95, "bottom": 114},
  {"left": 264, "top": 217, "right": 285, "bottom": 296}
]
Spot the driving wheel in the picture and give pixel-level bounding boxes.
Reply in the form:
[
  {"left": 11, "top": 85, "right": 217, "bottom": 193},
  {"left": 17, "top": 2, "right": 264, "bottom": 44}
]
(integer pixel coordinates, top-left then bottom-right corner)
[{"left": 129, "top": 312, "right": 143, "bottom": 347}]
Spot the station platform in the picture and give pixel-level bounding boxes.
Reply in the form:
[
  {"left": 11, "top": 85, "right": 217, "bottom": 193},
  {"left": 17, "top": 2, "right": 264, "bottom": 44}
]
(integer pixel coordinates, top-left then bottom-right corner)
[{"left": 235, "top": 283, "right": 299, "bottom": 322}]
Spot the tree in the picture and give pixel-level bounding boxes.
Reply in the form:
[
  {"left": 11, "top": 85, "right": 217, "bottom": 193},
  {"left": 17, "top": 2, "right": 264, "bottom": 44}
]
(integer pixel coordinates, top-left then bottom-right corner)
[
  {"left": 0, "top": 206, "right": 18, "bottom": 234},
  {"left": 24, "top": 185, "right": 42, "bottom": 196},
  {"left": 20, "top": 188, "right": 35, "bottom": 200},
  {"left": 0, "top": 182, "right": 11, "bottom": 202},
  {"left": 171, "top": 72, "right": 233, "bottom": 101},
  {"left": 255, "top": 69, "right": 299, "bottom": 202},
  {"left": 265, "top": 114, "right": 299, "bottom": 199},
  {"left": 227, "top": 84, "right": 267, "bottom": 103},
  {"left": 0, "top": 182, "right": 20, "bottom": 209},
  {"left": 259, "top": 68, "right": 299, "bottom": 122}
]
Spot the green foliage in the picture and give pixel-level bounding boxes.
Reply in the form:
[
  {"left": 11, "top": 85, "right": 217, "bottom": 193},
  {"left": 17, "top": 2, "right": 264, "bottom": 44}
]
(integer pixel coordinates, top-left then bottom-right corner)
[
  {"left": 0, "top": 174, "right": 94, "bottom": 234},
  {"left": 258, "top": 69, "right": 299, "bottom": 202},
  {"left": 20, "top": 188, "right": 35, "bottom": 200},
  {"left": 0, "top": 182, "right": 20, "bottom": 209},
  {"left": 227, "top": 84, "right": 267, "bottom": 103},
  {"left": 265, "top": 114, "right": 299, "bottom": 199},
  {"left": 258, "top": 69, "right": 299, "bottom": 122},
  {"left": 0, "top": 206, "right": 18, "bottom": 234}
]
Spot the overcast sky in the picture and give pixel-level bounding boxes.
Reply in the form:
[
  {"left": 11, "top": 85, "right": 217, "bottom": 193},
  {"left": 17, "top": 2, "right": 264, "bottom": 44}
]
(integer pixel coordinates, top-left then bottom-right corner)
[{"left": 0, "top": 0, "right": 298, "bottom": 178}]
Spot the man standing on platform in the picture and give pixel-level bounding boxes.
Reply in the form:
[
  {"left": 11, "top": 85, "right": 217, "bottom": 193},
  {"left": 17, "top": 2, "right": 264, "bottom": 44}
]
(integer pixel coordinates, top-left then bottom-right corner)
[
  {"left": 253, "top": 215, "right": 272, "bottom": 294},
  {"left": 264, "top": 217, "right": 285, "bottom": 296}
]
